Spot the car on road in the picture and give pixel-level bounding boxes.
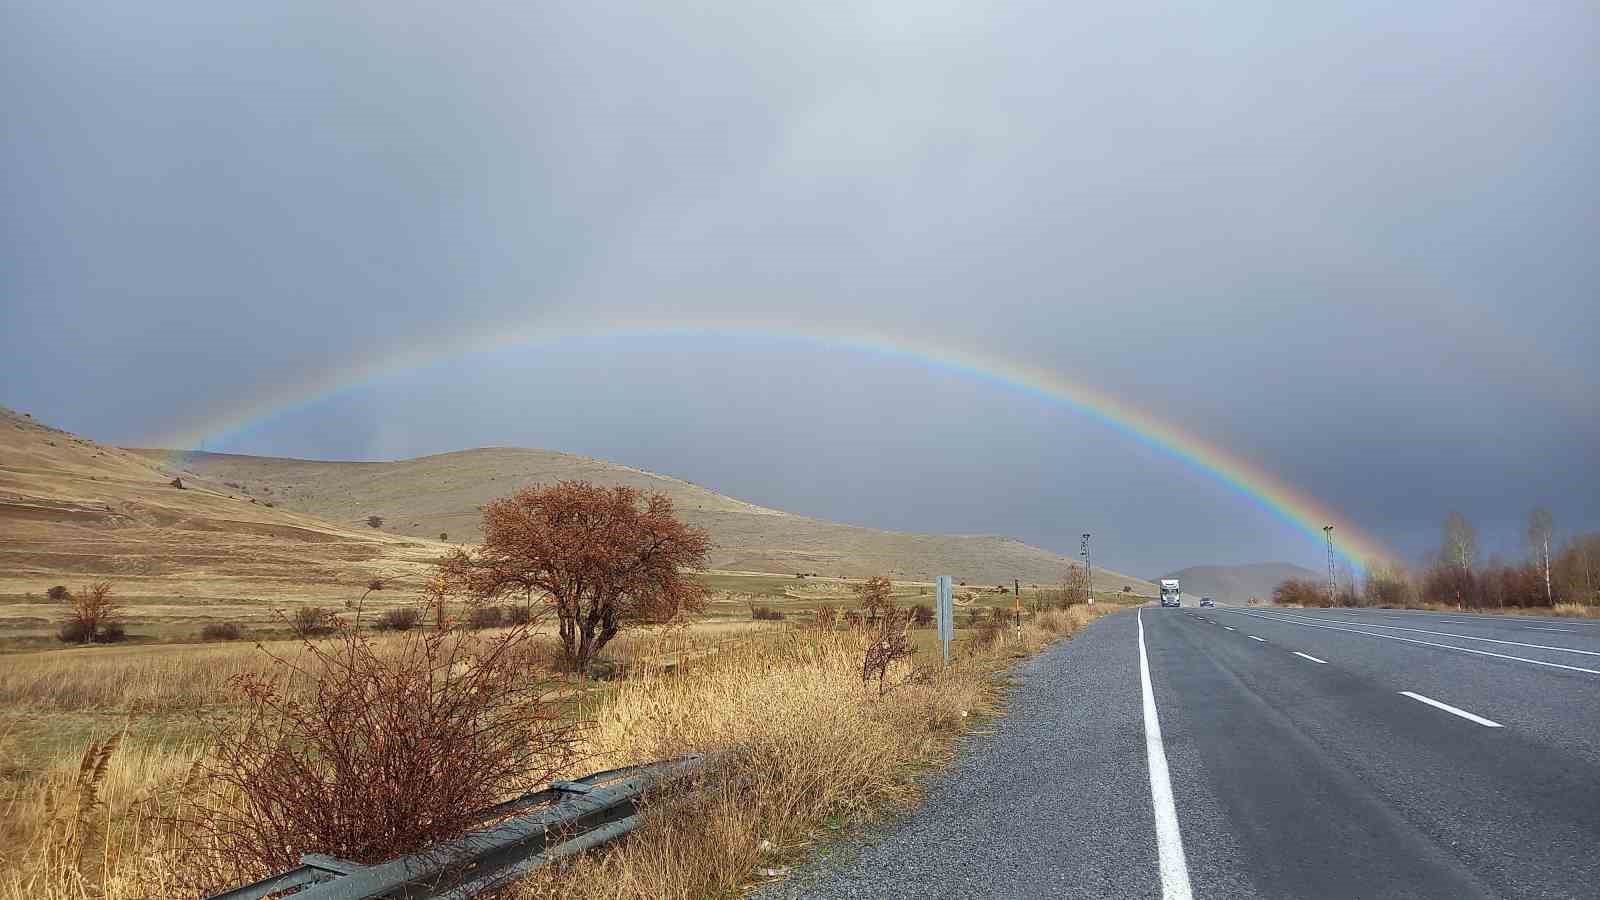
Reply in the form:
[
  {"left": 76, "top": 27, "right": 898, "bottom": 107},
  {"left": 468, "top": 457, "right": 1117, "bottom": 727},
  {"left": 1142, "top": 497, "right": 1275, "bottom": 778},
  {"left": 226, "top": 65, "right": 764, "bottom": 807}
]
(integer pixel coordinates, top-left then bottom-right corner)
[{"left": 1200, "top": 597, "right": 1215, "bottom": 608}]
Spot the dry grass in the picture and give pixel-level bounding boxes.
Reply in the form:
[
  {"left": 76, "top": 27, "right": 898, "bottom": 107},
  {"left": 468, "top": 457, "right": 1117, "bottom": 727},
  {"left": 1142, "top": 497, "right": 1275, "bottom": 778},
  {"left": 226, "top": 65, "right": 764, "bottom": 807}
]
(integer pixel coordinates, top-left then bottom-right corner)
[
  {"left": 0, "top": 604, "right": 1113, "bottom": 899},
  {"left": 513, "top": 604, "right": 1107, "bottom": 900},
  {"left": 1551, "top": 602, "right": 1600, "bottom": 619}
]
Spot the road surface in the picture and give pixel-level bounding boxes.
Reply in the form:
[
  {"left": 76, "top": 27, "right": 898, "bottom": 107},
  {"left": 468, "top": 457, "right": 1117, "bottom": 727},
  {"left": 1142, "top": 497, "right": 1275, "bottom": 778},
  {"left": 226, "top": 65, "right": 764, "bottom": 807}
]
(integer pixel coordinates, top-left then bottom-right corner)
[{"left": 761, "top": 605, "right": 1600, "bottom": 899}]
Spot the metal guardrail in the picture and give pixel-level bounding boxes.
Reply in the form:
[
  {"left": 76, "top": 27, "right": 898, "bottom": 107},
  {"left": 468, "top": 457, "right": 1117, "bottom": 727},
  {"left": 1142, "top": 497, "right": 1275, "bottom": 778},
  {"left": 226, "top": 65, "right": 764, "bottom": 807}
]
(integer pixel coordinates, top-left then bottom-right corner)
[{"left": 209, "top": 754, "right": 705, "bottom": 900}]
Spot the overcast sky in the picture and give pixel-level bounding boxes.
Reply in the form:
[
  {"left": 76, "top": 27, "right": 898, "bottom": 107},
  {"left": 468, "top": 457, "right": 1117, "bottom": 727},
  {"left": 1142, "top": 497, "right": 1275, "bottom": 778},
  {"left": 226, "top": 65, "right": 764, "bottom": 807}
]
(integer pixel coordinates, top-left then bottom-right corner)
[{"left": 4, "top": 1, "right": 1596, "bottom": 576}]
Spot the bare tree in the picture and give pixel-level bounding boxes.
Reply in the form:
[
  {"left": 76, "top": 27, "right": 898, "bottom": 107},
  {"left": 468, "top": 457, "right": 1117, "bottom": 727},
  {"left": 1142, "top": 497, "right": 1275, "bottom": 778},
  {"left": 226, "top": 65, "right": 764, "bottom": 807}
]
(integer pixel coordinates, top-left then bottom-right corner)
[
  {"left": 58, "top": 581, "right": 121, "bottom": 643},
  {"left": 438, "top": 481, "right": 711, "bottom": 674},
  {"left": 1527, "top": 507, "right": 1554, "bottom": 607},
  {"left": 1442, "top": 512, "right": 1478, "bottom": 608}
]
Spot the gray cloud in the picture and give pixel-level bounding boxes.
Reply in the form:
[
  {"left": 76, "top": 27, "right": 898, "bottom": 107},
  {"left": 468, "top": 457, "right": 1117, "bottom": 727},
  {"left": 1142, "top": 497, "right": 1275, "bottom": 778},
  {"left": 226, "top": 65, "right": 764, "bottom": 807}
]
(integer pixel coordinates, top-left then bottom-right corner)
[{"left": 4, "top": 0, "right": 1596, "bottom": 574}]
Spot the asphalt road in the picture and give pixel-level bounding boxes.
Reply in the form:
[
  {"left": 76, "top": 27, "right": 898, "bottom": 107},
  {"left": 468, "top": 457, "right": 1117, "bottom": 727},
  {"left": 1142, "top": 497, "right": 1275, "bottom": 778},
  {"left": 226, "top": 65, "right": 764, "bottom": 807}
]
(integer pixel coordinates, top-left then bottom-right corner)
[{"left": 762, "top": 605, "right": 1600, "bottom": 899}]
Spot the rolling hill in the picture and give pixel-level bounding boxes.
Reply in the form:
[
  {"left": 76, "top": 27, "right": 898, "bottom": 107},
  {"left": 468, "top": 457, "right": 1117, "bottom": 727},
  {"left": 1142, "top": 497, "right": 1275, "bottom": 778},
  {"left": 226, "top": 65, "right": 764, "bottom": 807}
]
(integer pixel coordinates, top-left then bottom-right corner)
[
  {"left": 135, "top": 446, "right": 1154, "bottom": 592},
  {"left": 1158, "top": 562, "right": 1320, "bottom": 605},
  {"left": 1, "top": 405, "right": 1153, "bottom": 638}
]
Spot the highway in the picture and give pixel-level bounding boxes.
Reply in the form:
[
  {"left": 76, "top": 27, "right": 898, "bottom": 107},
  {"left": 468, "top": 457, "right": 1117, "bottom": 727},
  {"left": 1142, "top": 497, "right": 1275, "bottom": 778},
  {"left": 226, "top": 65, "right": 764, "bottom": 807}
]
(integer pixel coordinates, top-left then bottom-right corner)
[{"left": 764, "top": 605, "right": 1600, "bottom": 899}]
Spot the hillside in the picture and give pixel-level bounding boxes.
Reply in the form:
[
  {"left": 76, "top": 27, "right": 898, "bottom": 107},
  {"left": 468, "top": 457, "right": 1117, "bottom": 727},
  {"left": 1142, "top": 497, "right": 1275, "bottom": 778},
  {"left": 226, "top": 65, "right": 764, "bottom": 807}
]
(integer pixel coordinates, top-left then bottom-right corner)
[
  {"left": 1159, "top": 562, "right": 1320, "bottom": 605},
  {"left": 134, "top": 446, "right": 1153, "bottom": 592},
  {"left": 0, "top": 406, "right": 445, "bottom": 639}
]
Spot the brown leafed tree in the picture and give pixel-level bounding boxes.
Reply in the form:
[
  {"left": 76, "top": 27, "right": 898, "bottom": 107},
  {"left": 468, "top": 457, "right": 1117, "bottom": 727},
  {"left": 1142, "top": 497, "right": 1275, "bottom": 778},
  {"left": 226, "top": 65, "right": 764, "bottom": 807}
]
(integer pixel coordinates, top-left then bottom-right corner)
[
  {"left": 60, "top": 581, "right": 120, "bottom": 643},
  {"left": 439, "top": 481, "right": 711, "bottom": 674},
  {"left": 852, "top": 575, "right": 894, "bottom": 626}
]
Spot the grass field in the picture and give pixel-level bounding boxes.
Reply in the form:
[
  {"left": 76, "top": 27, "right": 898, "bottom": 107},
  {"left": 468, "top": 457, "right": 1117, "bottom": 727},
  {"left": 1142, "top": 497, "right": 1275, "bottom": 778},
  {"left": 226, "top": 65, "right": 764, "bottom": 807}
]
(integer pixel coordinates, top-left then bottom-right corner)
[{"left": 0, "top": 572, "right": 1137, "bottom": 899}]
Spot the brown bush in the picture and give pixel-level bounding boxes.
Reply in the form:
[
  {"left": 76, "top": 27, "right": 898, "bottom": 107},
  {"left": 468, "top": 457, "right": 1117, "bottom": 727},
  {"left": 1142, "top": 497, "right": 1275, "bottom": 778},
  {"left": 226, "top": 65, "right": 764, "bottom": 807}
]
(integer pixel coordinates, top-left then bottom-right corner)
[
  {"left": 374, "top": 607, "right": 422, "bottom": 632},
  {"left": 200, "top": 622, "right": 244, "bottom": 641},
  {"left": 290, "top": 606, "right": 331, "bottom": 637},
  {"left": 439, "top": 482, "right": 711, "bottom": 674},
  {"left": 46, "top": 584, "right": 69, "bottom": 602},
  {"left": 748, "top": 604, "right": 786, "bottom": 621},
  {"left": 504, "top": 603, "right": 534, "bottom": 626},
  {"left": 366, "top": 515, "right": 383, "bottom": 529},
  {"left": 861, "top": 607, "right": 913, "bottom": 695},
  {"left": 56, "top": 582, "right": 121, "bottom": 644},
  {"left": 910, "top": 603, "right": 933, "bottom": 627},
  {"left": 173, "top": 614, "right": 583, "bottom": 890},
  {"left": 852, "top": 576, "right": 894, "bottom": 626},
  {"left": 468, "top": 604, "right": 504, "bottom": 630},
  {"left": 1272, "top": 578, "right": 1327, "bottom": 607},
  {"left": 813, "top": 606, "right": 838, "bottom": 629}
]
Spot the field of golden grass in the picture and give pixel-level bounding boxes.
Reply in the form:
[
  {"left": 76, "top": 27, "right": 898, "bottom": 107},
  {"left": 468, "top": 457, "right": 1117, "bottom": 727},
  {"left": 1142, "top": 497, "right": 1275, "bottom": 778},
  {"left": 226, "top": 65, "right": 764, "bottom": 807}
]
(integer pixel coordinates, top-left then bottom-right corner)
[{"left": 0, "top": 597, "right": 1121, "bottom": 899}]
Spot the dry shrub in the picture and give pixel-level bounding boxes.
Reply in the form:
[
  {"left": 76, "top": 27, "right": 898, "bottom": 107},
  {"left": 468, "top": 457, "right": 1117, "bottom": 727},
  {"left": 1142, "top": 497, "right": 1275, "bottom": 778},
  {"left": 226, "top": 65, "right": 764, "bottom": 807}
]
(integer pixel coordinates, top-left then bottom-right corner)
[
  {"left": 468, "top": 604, "right": 504, "bottom": 630},
  {"left": 748, "top": 604, "right": 785, "bottom": 621},
  {"left": 199, "top": 622, "right": 244, "bottom": 642},
  {"left": 861, "top": 608, "right": 913, "bottom": 695},
  {"left": 1273, "top": 578, "right": 1327, "bottom": 607},
  {"left": 374, "top": 606, "right": 422, "bottom": 632},
  {"left": 812, "top": 606, "right": 837, "bottom": 629},
  {"left": 170, "top": 616, "right": 585, "bottom": 891},
  {"left": 1552, "top": 603, "right": 1599, "bottom": 618},
  {"left": 290, "top": 606, "right": 331, "bottom": 637}
]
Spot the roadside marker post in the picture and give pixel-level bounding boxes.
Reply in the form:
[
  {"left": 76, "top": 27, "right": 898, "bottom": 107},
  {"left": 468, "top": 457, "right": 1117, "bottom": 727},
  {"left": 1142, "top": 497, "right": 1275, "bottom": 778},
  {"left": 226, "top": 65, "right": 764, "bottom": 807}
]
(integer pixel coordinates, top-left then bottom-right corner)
[{"left": 936, "top": 576, "right": 953, "bottom": 666}]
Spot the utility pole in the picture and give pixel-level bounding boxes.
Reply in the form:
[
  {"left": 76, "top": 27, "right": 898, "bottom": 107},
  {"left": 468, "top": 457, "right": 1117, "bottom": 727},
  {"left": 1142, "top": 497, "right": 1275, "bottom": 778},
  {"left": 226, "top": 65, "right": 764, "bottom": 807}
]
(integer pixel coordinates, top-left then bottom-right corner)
[
  {"left": 1324, "top": 525, "right": 1337, "bottom": 605},
  {"left": 1081, "top": 533, "right": 1093, "bottom": 605}
]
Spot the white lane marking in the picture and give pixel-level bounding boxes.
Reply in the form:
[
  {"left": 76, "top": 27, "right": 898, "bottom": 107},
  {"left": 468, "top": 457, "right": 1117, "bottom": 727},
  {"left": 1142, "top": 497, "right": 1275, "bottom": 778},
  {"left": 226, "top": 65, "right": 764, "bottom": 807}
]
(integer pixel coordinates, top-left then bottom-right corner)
[
  {"left": 1229, "top": 610, "right": 1600, "bottom": 676},
  {"left": 1225, "top": 626, "right": 1236, "bottom": 631},
  {"left": 1248, "top": 635, "right": 1265, "bottom": 642},
  {"left": 1263, "top": 616, "right": 1600, "bottom": 657},
  {"left": 1293, "top": 651, "right": 1328, "bottom": 664},
  {"left": 1400, "top": 691, "right": 1503, "bottom": 728},
  {"left": 1137, "top": 610, "right": 1194, "bottom": 900}
]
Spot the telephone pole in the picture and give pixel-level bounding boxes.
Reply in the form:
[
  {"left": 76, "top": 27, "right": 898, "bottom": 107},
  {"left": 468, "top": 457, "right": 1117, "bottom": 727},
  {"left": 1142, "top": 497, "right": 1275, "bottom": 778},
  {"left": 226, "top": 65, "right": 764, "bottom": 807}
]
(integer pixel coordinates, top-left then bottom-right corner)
[
  {"left": 1081, "top": 533, "right": 1093, "bottom": 604},
  {"left": 1324, "top": 525, "right": 1337, "bottom": 604}
]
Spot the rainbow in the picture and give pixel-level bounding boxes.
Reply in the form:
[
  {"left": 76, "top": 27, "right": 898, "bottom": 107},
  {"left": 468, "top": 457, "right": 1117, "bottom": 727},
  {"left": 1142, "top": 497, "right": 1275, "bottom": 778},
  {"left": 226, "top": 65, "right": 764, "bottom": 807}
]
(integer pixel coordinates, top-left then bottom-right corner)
[{"left": 149, "top": 321, "right": 1393, "bottom": 571}]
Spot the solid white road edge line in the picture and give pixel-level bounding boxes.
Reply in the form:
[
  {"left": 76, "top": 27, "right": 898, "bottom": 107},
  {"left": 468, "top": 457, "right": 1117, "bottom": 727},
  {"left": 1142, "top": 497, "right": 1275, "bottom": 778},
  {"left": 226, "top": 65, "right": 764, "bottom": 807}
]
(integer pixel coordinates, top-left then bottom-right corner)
[
  {"left": 1225, "top": 626, "right": 1235, "bottom": 631},
  {"left": 1400, "top": 691, "right": 1503, "bottom": 728},
  {"left": 1226, "top": 610, "right": 1600, "bottom": 676},
  {"left": 1137, "top": 610, "right": 1194, "bottom": 900},
  {"left": 1293, "top": 651, "right": 1328, "bottom": 664},
  {"left": 1248, "top": 635, "right": 1265, "bottom": 642}
]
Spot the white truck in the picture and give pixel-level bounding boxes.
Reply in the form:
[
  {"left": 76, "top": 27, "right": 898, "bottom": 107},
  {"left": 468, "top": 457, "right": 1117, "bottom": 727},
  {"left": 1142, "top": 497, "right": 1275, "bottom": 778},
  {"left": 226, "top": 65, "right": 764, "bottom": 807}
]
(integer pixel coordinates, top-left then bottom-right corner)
[{"left": 1160, "top": 578, "right": 1182, "bottom": 608}]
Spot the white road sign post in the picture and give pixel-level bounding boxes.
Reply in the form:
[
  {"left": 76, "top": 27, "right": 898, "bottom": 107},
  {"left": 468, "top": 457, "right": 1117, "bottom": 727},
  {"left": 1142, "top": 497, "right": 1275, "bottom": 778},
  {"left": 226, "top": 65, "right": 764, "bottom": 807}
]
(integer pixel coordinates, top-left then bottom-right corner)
[{"left": 936, "top": 575, "right": 954, "bottom": 666}]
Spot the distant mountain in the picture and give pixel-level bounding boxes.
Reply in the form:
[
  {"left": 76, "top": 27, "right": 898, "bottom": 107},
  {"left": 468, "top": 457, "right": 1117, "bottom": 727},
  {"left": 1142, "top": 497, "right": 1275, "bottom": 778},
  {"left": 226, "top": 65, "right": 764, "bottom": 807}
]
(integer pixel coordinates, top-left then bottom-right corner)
[{"left": 1158, "top": 563, "right": 1320, "bottom": 605}]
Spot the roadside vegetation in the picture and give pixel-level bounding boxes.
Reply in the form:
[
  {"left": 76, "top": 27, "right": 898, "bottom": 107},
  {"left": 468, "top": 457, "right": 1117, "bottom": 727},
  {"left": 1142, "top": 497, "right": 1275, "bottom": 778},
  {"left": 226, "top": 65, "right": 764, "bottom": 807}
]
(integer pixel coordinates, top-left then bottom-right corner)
[
  {"left": 1273, "top": 509, "right": 1599, "bottom": 616},
  {"left": 0, "top": 481, "right": 1124, "bottom": 899}
]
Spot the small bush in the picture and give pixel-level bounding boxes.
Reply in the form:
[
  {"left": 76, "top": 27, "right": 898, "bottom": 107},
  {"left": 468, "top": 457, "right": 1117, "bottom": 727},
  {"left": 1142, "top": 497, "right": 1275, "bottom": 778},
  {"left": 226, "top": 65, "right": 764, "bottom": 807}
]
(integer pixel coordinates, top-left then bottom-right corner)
[
  {"left": 813, "top": 605, "right": 838, "bottom": 629},
  {"left": 911, "top": 603, "right": 933, "bottom": 627},
  {"left": 170, "top": 477, "right": 184, "bottom": 489},
  {"left": 468, "top": 605, "right": 504, "bottom": 630},
  {"left": 291, "top": 606, "right": 331, "bottom": 637},
  {"left": 176, "top": 615, "right": 582, "bottom": 886},
  {"left": 439, "top": 532, "right": 449, "bottom": 541},
  {"left": 56, "top": 620, "right": 91, "bottom": 643},
  {"left": 504, "top": 604, "right": 534, "bottom": 626},
  {"left": 201, "top": 622, "right": 245, "bottom": 641},
  {"left": 749, "top": 604, "right": 786, "bottom": 621},
  {"left": 1272, "top": 578, "right": 1327, "bottom": 607},
  {"left": 46, "top": 584, "right": 69, "bottom": 601},
  {"left": 366, "top": 515, "right": 384, "bottom": 529},
  {"left": 99, "top": 622, "right": 126, "bottom": 642},
  {"left": 375, "top": 607, "right": 422, "bottom": 632}
]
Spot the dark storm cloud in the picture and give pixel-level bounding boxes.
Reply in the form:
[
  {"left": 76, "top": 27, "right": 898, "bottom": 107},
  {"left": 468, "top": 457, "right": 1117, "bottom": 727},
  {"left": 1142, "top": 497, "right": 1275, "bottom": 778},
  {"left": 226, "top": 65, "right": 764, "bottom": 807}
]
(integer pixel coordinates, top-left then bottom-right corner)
[{"left": 3, "top": 0, "right": 1596, "bottom": 573}]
